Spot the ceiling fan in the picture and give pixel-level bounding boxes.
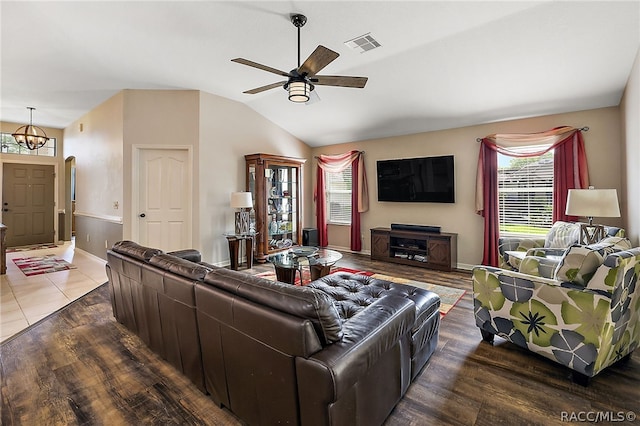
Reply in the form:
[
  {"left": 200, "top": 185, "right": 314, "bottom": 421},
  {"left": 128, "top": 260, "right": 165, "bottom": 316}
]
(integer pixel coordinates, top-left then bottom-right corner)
[{"left": 231, "top": 13, "right": 368, "bottom": 103}]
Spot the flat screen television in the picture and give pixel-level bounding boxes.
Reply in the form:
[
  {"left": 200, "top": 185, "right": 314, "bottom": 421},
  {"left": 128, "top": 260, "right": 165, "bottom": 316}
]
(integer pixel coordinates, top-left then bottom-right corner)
[{"left": 377, "top": 155, "right": 455, "bottom": 203}]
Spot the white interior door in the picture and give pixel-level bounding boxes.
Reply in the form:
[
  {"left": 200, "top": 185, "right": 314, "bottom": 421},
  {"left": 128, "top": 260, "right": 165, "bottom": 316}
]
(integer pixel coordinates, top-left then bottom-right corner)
[{"left": 135, "top": 148, "right": 192, "bottom": 251}]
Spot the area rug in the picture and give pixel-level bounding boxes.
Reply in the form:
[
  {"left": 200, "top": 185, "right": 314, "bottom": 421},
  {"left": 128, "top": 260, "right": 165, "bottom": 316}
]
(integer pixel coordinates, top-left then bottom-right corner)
[
  {"left": 6, "top": 243, "right": 59, "bottom": 253},
  {"left": 253, "top": 268, "right": 465, "bottom": 317},
  {"left": 12, "top": 255, "right": 77, "bottom": 276}
]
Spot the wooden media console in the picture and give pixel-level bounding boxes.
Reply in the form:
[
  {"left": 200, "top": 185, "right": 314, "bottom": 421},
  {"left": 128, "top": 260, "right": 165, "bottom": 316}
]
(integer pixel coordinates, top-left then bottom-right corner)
[{"left": 371, "top": 227, "right": 457, "bottom": 271}]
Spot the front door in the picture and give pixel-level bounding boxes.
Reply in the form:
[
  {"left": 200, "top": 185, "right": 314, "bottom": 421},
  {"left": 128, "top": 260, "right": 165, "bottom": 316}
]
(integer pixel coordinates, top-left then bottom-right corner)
[
  {"left": 2, "top": 163, "right": 55, "bottom": 247},
  {"left": 135, "top": 148, "right": 191, "bottom": 251}
]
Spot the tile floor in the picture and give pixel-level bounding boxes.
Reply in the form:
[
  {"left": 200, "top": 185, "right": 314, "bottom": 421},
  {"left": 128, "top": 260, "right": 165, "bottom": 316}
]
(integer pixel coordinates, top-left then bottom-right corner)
[{"left": 1, "top": 240, "right": 107, "bottom": 342}]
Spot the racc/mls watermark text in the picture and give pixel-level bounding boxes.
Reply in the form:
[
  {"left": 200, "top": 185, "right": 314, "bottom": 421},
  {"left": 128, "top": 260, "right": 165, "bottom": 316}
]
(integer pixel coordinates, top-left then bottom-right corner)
[{"left": 561, "top": 411, "right": 637, "bottom": 422}]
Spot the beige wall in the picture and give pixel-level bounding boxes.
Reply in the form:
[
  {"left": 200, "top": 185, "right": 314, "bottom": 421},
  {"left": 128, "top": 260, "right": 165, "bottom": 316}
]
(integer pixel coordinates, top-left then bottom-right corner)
[
  {"left": 121, "top": 89, "right": 200, "bottom": 248},
  {"left": 64, "top": 92, "right": 124, "bottom": 220},
  {"left": 61, "top": 89, "right": 309, "bottom": 263},
  {"left": 311, "top": 107, "right": 624, "bottom": 269},
  {"left": 63, "top": 92, "right": 124, "bottom": 254},
  {"left": 621, "top": 47, "right": 640, "bottom": 246},
  {"left": 198, "top": 91, "right": 311, "bottom": 264},
  {"left": 1, "top": 121, "right": 65, "bottom": 240}
]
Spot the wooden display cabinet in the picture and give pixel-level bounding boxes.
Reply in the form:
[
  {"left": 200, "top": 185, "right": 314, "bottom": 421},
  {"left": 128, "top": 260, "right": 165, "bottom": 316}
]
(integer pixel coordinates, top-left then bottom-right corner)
[
  {"left": 245, "top": 154, "right": 306, "bottom": 263},
  {"left": 371, "top": 227, "right": 457, "bottom": 271}
]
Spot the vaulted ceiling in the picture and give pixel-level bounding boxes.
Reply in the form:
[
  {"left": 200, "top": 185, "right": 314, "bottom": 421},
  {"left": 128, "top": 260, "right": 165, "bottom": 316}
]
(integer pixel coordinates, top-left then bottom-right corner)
[{"left": 1, "top": 1, "right": 639, "bottom": 147}]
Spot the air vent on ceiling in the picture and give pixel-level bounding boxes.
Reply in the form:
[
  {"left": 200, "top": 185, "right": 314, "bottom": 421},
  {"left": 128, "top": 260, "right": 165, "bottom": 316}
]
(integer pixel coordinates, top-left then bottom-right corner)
[{"left": 344, "top": 33, "right": 381, "bottom": 53}]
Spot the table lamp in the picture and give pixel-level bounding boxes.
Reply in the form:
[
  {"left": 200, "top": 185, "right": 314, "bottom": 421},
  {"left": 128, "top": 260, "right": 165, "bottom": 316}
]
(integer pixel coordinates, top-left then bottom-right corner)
[
  {"left": 230, "top": 192, "right": 253, "bottom": 234},
  {"left": 565, "top": 188, "right": 620, "bottom": 244}
]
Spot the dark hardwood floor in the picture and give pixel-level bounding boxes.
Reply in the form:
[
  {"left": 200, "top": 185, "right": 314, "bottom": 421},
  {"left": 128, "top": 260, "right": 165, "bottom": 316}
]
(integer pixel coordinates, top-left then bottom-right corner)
[{"left": 1, "top": 252, "right": 638, "bottom": 425}]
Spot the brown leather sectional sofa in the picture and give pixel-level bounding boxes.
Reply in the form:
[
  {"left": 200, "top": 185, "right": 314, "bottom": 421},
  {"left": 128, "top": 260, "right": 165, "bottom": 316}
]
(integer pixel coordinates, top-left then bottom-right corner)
[{"left": 106, "top": 241, "right": 441, "bottom": 426}]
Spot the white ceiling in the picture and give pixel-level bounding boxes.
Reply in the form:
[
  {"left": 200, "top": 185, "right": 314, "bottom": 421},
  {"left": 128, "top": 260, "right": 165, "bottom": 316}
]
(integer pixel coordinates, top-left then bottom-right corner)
[{"left": 1, "top": 1, "right": 639, "bottom": 147}]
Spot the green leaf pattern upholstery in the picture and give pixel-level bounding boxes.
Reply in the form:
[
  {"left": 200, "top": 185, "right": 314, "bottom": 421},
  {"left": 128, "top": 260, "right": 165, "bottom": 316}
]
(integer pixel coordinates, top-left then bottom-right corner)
[
  {"left": 498, "top": 223, "right": 625, "bottom": 271},
  {"left": 473, "top": 247, "right": 640, "bottom": 378}
]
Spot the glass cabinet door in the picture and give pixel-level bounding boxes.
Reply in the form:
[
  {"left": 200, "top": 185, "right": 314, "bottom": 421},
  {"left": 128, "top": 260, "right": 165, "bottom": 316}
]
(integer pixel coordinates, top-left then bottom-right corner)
[
  {"left": 267, "top": 165, "right": 298, "bottom": 251},
  {"left": 247, "top": 163, "right": 257, "bottom": 233}
]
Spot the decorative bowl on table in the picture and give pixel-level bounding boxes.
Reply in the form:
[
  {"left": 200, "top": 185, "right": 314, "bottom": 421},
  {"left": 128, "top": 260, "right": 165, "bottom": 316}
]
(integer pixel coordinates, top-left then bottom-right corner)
[{"left": 292, "top": 246, "right": 318, "bottom": 257}]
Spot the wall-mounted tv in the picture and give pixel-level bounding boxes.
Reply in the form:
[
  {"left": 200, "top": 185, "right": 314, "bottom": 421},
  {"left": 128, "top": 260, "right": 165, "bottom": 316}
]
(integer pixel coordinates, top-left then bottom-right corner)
[{"left": 377, "top": 155, "right": 455, "bottom": 203}]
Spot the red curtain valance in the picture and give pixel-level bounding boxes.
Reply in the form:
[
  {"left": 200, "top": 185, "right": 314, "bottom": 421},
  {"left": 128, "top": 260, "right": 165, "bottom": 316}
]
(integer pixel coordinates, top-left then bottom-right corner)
[
  {"left": 315, "top": 151, "right": 368, "bottom": 250},
  {"left": 475, "top": 126, "right": 589, "bottom": 266}
]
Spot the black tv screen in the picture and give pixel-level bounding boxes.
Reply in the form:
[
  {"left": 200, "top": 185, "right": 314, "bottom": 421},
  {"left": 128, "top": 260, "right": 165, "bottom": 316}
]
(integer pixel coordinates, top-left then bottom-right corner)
[{"left": 377, "top": 155, "right": 455, "bottom": 203}]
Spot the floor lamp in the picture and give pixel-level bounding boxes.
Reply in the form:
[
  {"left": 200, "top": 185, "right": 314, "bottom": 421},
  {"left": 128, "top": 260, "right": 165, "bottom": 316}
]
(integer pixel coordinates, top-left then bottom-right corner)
[{"left": 565, "top": 188, "right": 621, "bottom": 245}]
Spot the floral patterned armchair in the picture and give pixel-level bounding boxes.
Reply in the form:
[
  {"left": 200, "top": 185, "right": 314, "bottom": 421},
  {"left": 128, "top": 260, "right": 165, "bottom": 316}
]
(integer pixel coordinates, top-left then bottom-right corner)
[
  {"left": 499, "top": 221, "right": 625, "bottom": 272},
  {"left": 473, "top": 241, "right": 639, "bottom": 385}
]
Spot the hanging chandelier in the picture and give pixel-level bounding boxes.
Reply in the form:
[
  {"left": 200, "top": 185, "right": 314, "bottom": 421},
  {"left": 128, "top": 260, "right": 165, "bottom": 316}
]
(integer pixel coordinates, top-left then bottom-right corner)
[{"left": 12, "top": 107, "right": 48, "bottom": 150}]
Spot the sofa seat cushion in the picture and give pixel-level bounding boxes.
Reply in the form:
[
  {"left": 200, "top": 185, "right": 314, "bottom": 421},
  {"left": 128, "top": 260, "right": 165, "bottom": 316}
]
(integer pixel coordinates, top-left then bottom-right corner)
[
  {"left": 308, "top": 272, "right": 440, "bottom": 334},
  {"left": 309, "top": 272, "right": 441, "bottom": 379},
  {"left": 203, "top": 268, "right": 344, "bottom": 345},
  {"left": 545, "top": 221, "right": 579, "bottom": 248}
]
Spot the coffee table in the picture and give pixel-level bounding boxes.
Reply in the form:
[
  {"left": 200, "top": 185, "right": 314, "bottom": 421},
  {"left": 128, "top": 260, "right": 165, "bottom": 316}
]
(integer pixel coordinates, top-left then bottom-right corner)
[{"left": 267, "top": 246, "right": 342, "bottom": 285}]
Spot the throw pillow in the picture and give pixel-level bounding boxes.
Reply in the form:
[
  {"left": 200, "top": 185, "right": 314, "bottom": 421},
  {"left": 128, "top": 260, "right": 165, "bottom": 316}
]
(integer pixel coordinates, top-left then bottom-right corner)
[
  {"left": 554, "top": 245, "right": 606, "bottom": 286},
  {"left": 545, "top": 221, "right": 579, "bottom": 248}
]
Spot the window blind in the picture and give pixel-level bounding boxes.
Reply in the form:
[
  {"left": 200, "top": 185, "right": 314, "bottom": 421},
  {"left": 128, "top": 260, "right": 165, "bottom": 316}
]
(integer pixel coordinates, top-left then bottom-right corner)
[
  {"left": 498, "top": 145, "right": 553, "bottom": 236},
  {"left": 326, "top": 165, "right": 352, "bottom": 224}
]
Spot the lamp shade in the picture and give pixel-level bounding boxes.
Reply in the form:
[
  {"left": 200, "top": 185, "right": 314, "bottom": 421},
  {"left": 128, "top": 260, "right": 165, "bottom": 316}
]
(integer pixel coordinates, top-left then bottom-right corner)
[
  {"left": 565, "top": 189, "right": 620, "bottom": 218},
  {"left": 230, "top": 192, "right": 253, "bottom": 209},
  {"left": 288, "top": 81, "right": 310, "bottom": 103}
]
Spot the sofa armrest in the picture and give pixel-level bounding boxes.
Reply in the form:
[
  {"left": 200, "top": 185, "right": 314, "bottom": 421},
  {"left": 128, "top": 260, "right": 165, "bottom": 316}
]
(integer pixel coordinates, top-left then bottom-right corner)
[
  {"left": 499, "top": 238, "right": 545, "bottom": 270},
  {"left": 499, "top": 237, "right": 545, "bottom": 254},
  {"left": 296, "top": 296, "right": 414, "bottom": 405},
  {"left": 525, "top": 247, "right": 566, "bottom": 257}
]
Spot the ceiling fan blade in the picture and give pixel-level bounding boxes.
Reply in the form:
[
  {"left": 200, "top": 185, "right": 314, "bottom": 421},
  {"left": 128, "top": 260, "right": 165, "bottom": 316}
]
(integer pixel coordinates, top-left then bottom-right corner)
[
  {"left": 306, "top": 89, "right": 321, "bottom": 105},
  {"left": 231, "top": 58, "right": 290, "bottom": 77},
  {"left": 312, "top": 75, "right": 368, "bottom": 88},
  {"left": 243, "top": 81, "right": 286, "bottom": 94},
  {"left": 297, "top": 46, "right": 339, "bottom": 76}
]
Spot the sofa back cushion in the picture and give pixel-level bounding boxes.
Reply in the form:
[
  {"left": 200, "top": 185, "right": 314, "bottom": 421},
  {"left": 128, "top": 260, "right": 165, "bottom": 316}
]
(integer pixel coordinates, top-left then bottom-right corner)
[
  {"left": 545, "top": 221, "right": 579, "bottom": 248},
  {"left": 149, "top": 253, "right": 214, "bottom": 281},
  {"left": 203, "top": 268, "right": 343, "bottom": 345},
  {"left": 112, "top": 240, "right": 163, "bottom": 261}
]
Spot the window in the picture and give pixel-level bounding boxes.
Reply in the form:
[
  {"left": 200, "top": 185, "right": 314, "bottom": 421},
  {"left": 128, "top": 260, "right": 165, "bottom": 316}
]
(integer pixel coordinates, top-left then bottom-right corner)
[
  {"left": 0, "top": 132, "right": 57, "bottom": 157},
  {"left": 498, "top": 145, "right": 553, "bottom": 237},
  {"left": 326, "top": 165, "right": 352, "bottom": 225}
]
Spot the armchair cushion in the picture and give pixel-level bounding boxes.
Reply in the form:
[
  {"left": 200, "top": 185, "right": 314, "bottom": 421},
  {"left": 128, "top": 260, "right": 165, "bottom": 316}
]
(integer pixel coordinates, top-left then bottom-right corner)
[
  {"left": 554, "top": 245, "right": 605, "bottom": 286},
  {"left": 553, "top": 238, "right": 632, "bottom": 286},
  {"left": 544, "top": 221, "right": 579, "bottom": 248},
  {"left": 519, "top": 256, "right": 560, "bottom": 279}
]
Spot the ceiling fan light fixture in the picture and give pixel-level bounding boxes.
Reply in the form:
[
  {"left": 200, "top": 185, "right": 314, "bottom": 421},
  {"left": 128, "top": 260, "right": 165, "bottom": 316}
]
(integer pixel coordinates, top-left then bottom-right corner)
[
  {"left": 288, "top": 80, "right": 311, "bottom": 103},
  {"left": 12, "top": 107, "right": 48, "bottom": 150}
]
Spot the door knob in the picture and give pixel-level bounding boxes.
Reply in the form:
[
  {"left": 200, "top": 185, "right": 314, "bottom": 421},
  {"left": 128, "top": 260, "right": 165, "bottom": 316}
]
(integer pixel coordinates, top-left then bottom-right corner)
[{"left": 139, "top": 213, "right": 146, "bottom": 218}]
